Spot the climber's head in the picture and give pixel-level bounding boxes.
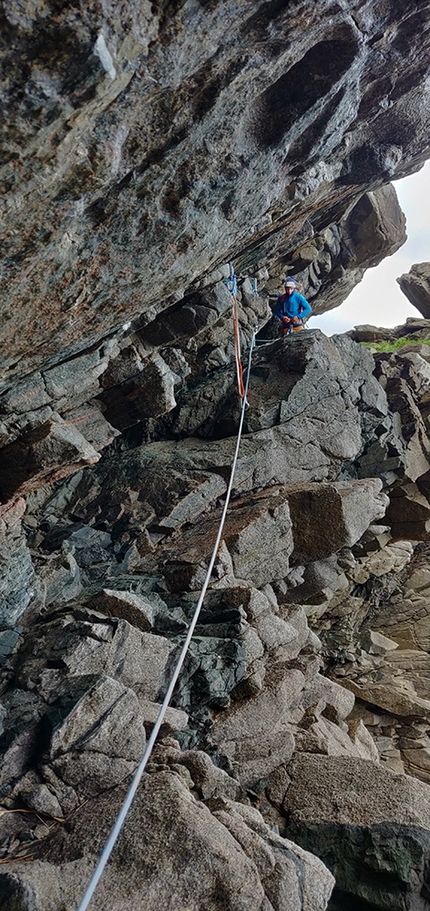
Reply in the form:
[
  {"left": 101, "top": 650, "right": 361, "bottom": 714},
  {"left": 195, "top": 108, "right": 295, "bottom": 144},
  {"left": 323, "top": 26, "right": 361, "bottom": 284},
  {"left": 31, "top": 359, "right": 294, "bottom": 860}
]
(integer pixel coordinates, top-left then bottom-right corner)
[{"left": 284, "top": 278, "right": 296, "bottom": 295}]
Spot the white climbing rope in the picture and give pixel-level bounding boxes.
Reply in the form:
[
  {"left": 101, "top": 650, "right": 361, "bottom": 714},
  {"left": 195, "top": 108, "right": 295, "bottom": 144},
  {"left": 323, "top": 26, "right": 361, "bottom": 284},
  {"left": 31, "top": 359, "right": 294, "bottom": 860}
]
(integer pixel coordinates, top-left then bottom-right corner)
[{"left": 76, "top": 330, "right": 256, "bottom": 911}]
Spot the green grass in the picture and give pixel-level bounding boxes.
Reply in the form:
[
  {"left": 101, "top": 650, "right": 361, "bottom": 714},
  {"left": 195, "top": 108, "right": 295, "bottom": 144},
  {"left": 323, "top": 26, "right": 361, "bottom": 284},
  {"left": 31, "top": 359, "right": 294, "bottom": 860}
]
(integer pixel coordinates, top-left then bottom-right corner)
[{"left": 361, "top": 337, "right": 430, "bottom": 353}]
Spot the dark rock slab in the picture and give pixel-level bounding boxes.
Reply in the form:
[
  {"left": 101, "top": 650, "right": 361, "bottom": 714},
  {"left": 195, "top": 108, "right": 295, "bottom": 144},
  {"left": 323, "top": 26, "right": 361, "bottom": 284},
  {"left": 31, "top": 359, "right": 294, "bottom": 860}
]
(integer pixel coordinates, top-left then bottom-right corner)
[
  {"left": 348, "top": 325, "right": 395, "bottom": 343},
  {"left": 398, "top": 263, "right": 430, "bottom": 319},
  {"left": 0, "top": 420, "right": 100, "bottom": 504},
  {"left": 98, "top": 353, "right": 177, "bottom": 430},
  {"left": 90, "top": 588, "right": 158, "bottom": 631},
  {"left": 287, "top": 479, "right": 388, "bottom": 565},
  {"left": 157, "top": 488, "right": 294, "bottom": 591}
]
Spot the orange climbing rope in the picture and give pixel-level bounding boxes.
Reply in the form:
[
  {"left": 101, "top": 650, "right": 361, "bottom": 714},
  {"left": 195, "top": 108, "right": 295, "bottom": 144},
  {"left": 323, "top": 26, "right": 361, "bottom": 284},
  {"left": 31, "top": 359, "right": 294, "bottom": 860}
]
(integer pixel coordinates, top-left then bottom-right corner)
[
  {"left": 227, "top": 263, "right": 246, "bottom": 399},
  {"left": 232, "top": 292, "right": 245, "bottom": 398}
]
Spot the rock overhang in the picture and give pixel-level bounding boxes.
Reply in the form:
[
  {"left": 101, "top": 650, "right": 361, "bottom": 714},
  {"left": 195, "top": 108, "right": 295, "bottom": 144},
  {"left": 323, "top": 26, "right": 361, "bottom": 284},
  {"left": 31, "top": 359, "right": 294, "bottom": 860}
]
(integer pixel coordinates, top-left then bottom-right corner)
[{"left": 1, "top": 0, "right": 430, "bottom": 384}]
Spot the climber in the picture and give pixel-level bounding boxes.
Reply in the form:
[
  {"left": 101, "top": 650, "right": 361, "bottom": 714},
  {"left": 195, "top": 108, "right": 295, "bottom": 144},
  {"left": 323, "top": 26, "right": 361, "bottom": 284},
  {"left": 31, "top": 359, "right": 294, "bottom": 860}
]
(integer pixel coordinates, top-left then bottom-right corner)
[{"left": 274, "top": 277, "right": 312, "bottom": 336}]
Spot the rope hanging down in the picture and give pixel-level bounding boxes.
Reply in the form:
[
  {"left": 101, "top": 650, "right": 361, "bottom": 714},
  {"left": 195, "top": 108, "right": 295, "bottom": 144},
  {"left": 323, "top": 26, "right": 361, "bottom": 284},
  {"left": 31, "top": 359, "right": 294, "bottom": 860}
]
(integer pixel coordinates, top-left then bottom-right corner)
[
  {"left": 226, "top": 262, "right": 245, "bottom": 399},
  {"left": 76, "top": 329, "right": 257, "bottom": 911}
]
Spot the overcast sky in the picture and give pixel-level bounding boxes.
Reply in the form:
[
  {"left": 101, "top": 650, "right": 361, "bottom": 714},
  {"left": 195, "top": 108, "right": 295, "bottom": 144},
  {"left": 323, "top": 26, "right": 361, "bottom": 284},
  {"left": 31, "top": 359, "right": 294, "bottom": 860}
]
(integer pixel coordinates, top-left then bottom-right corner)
[{"left": 310, "top": 159, "right": 430, "bottom": 335}]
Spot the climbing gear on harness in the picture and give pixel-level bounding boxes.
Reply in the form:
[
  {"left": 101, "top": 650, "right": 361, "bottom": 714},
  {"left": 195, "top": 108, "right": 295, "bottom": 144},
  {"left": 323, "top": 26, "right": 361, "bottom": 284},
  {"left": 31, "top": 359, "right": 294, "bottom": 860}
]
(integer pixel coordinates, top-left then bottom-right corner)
[
  {"left": 281, "top": 320, "right": 304, "bottom": 336},
  {"left": 281, "top": 314, "right": 304, "bottom": 336}
]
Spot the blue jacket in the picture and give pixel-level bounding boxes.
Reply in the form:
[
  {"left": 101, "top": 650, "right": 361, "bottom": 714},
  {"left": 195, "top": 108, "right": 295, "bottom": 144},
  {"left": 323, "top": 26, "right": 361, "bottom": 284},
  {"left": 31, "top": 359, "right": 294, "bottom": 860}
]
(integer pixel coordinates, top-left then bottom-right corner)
[{"left": 275, "top": 290, "right": 312, "bottom": 321}]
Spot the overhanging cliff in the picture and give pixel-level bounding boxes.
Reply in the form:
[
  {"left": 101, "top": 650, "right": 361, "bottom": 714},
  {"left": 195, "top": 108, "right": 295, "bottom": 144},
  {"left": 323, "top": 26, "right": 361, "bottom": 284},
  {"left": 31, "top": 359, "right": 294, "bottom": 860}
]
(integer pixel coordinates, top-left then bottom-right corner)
[{"left": 2, "top": 0, "right": 427, "bottom": 384}]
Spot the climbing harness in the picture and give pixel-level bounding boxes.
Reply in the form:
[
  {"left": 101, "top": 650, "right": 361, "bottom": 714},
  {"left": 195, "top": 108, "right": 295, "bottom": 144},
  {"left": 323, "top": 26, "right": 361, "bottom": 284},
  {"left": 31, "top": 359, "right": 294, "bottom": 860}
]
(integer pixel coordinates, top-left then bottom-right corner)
[
  {"left": 226, "top": 262, "right": 245, "bottom": 399},
  {"left": 75, "top": 329, "right": 256, "bottom": 911},
  {"left": 255, "top": 322, "right": 307, "bottom": 346},
  {"left": 281, "top": 321, "right": 305, "bottom": 337}
]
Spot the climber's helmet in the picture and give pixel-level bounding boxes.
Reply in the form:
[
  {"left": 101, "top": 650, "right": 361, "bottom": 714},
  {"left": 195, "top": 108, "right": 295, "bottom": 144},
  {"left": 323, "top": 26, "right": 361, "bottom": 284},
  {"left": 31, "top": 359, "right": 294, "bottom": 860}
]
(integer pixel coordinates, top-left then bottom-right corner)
[{"left": 284, "top": 278, "right": 296, "bottom": 291}]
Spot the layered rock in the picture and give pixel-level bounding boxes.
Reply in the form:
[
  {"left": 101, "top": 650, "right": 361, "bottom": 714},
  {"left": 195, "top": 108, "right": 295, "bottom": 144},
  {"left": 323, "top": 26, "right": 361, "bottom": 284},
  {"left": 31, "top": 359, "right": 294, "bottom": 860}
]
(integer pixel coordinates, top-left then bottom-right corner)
[
  {"left": 2, "top": 324, "right": 430, "bottom": 910},
  {"left": 326, "top": 553, "right": 430, "bottom": 784}
]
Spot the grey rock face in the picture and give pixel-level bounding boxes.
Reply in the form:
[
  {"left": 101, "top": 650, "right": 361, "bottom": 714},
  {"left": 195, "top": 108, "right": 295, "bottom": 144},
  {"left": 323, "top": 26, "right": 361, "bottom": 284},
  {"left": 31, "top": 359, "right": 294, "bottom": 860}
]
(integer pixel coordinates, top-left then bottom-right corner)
[
  {"left": 47, "top": 675, "right": 146, "bottom": 799},
  {"left": 2, "top": 318, "right": 430, "bottom": 909},
  {"left": 398, "top": 263, "right": 430, "bottom": 319},
  {"left": 284, "top": 754, "right": 430, "bottom": 911},
  {"left": 0, "top": 744, "right": 335, "bottom": 911},
  {"left": 0, "top": 608, "right": 179, "bottom": 814},
  {"left": 0, "top": 498, "right": 35, "bottom": 630},
  {"left": 36, "top": 550, "right": 82, "bottom": 606},
  {"left": 292, "top": 185, "right": 407, "bottom": 313}
]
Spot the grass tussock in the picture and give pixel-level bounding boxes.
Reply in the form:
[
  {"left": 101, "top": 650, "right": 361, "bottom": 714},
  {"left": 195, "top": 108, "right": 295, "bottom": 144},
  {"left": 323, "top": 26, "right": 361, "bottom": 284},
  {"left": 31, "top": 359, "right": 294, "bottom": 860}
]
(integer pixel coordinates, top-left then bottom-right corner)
[{"left": 362, "top": 337, "right": 430, "bottom": 353}]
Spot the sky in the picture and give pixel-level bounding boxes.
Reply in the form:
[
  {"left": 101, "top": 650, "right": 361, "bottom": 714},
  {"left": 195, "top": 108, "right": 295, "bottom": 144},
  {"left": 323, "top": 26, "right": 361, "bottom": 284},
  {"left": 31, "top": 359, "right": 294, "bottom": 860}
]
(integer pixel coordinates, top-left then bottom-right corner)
[{"left": 310, "top": 159, "right": 430, "bottom": 335}]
